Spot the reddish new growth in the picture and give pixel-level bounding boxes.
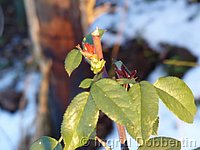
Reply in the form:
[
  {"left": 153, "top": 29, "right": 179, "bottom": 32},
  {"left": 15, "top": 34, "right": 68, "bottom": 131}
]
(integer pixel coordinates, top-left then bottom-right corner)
[
  {"left": 76, "top": 43, "right": 106, "bottom": 74},
  {"left": 115, "top": 64, "right": 137, "bottom": 80},
  {"left": 76, "top": 43, "right": 96, "bottom": 60},
  {"left": 83, "top": 43, "right": 95, "bottom": 55}
]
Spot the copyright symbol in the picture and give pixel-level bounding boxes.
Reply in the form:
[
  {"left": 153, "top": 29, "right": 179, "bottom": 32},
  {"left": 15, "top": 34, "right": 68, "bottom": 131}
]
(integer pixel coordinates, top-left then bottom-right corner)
[{"left": 80, "top": 137, "right": 90, "bottom": 146}]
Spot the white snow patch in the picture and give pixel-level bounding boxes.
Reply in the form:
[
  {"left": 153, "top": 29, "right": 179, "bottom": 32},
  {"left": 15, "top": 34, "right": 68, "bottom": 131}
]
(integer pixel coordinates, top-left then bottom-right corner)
[
  {"left": 0, "top": 72, "right": 41, "bottom": 150},
  {"left": 0, "top": 71, "right": 17, "bottom": 90},
  {"left": 183, "top": 67, "right": 200, "bottom": 98},
  {"left": 92, "top": 0, "right": 200, "bottom": 58}
]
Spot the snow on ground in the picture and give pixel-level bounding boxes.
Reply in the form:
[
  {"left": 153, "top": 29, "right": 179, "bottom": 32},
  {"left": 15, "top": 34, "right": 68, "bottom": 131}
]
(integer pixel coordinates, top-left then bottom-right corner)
[
  {"left": 92, "top": 0, "right": 200, "bottom": 56},
  {"left": 183, "top": 67, "right": 200, "bottom": 99},
  {"left": 0, "top": 72, "right": 41, "bottom": 150},
  {"left": 0, "top": 71, "right": 17, "bottom": 90},
  {"left": 92, "top": 0, "right": 200, "bottom": 98},
  {"left": 95, "top": 0, "right": 200, "bottom": 149}
]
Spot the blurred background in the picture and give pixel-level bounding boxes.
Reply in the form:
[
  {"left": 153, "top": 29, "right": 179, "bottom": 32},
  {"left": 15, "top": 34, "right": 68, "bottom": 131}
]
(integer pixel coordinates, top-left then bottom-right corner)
[{"left": 0, "top": 0, "right": 200, "bottom": 149}]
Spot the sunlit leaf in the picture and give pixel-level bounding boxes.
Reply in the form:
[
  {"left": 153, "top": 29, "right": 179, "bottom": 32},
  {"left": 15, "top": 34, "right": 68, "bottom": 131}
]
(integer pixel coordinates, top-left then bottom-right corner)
[
  {"left": 127, "top": 81, "right": 159, "bottom": 144},
  {"left": 90, "top": 78, "right": 157, "bottom": 144},
  {"left": 79, "top": 78, "right": 93, "bottom": 89},
  {"left": 61, "top": 92, "right": 99, "bottom": 150},
  {"left": 154, "top": 76, "right": 197, "bottom": 123},
  {"left": 64, "top": 49, "right": 82, "bottom": 76},
  {"left": 90, "top": 79, "right": 134, "bottom": 126},
  {"left": 30, "top": 136, "right": 62, "bottom": 150},
  {"left": 152, "top": 117, "right": 159, "bottom": 135}
]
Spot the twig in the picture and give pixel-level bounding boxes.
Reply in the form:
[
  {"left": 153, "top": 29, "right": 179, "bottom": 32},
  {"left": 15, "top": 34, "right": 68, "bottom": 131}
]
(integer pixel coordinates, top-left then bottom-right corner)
[
  {"left": 92, "top": 27, "right": 104, "bottom": 59},
  {"left": 116, "top": 124, "right": 127, "bottom": 144},
  {"left": 33, "top": 59, "right": 52, "bottom": 141},
  {"left": 23, "top": 0, "right": 43, "bottom": 65},
  {"left": 80, "top": 0, "right": 96, "bottom": 34},
  {"left": 111, "top": 0, "right": 129, "bottom": 60},
  {"left": 24, "top": 0, "right": 52, "bottom": 142},
  {"left": 80, "top": 0, "right": 112, "bottom": 34},
  {"left": 163, "top": 59, "right": 199, "bottom": 67}
]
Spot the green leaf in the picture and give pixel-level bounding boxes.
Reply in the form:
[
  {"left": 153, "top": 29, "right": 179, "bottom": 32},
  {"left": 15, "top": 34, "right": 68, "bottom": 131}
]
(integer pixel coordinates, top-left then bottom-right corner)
[
  {"left": 64, "top": 49, "right": 82, "bottom": 76},
  {"left": 79, "top": 78, "right": 93, "bottom": 89},
  {"left": 90, "top": 78, "right": 154, "bottom": 144},
  {"left": 116, "top": 78, "right": 136, "bottom": 85},
  {"left": 90, "top": 79, "right": 159, "bottom": 144},
  {"left": 152, "top": 117, "right": 159, "bottom": 135},
  {"left": 138, "top": 137, "right": 181, "bottom": 150},
  {"left": 90, "top": 79, "right": 134, "bottom": 126},
  {"left": 82, "top": 29, "right": 106, "bottom": 45},
  {"left": 61, "top": 92, "right": 99, "bottom": 150},
  {"left": 30, "top": 136, "right": 62, "bottom": 150},
  {"left": 154, "top": 76, "right": 197, "bottom": 123},
  {"left": 127, "top": 81, "right": 159, "bottom": 144}
]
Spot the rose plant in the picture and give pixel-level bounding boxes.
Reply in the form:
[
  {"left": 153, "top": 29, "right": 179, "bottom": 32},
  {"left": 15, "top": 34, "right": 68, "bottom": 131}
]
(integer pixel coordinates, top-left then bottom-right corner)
[{"left": 30, "top": 28, "right": 197, "bottom": 150}]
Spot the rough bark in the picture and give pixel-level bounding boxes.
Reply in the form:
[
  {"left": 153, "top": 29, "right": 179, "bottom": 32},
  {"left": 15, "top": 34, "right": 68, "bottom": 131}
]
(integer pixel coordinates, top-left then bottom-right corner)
[
  {"left": 24, "top": 0, "right": 88, "bottom": 138},
  {"left": 35, "top": 0, "right": 83, "bottom": 107}
]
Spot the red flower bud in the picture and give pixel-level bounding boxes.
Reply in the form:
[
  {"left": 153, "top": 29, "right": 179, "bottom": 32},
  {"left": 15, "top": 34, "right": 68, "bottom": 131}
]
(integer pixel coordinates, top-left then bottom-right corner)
[{"left": 83, "top": 43, "right": 95, "bottom": 54}]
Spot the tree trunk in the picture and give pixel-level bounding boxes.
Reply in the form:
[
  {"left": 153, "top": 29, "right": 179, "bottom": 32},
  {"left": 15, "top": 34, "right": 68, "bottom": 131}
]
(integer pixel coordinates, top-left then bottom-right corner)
[
  {"left": 36, "top": 0, "right": 82, "bottom": 103},
  {"left": 33, "top": 0, "right": 90, "bottom": 137}
]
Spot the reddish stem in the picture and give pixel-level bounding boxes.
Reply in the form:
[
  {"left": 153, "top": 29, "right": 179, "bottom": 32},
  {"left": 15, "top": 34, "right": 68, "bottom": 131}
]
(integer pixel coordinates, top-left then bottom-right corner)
[
  {"left": 116, "top": 124, "right": 127, "bottom": 144},
  {"left": 92, "top": 30, "right": 129, "bottom": 150},
  {"left": 92, "top": 33, "right": 103, "bottom": 59}
]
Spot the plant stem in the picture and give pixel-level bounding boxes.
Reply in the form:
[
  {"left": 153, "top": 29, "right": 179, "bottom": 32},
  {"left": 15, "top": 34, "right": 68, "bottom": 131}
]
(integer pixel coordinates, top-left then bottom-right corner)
[
  {"left": 116, "top": 124, "right": 127, "bottom": 143},
  {"left": 92, "top": 28, "right": 129, "bottom": 150},
  {"left": 92, "top": 28, "right": 104, "bottom": 59}
]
